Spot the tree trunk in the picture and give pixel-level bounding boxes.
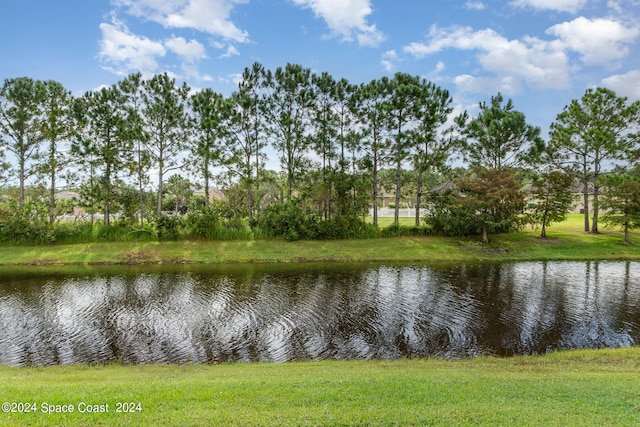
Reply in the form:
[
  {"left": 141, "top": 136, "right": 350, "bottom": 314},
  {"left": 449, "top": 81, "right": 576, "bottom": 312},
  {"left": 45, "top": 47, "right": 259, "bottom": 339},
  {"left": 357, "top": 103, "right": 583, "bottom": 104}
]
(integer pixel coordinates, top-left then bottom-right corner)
[
  {"left": 104, "top": 164, "right": 111, "bottom": 227},
  {"left": 372, "top": 162, "right": 378, "bottom": 228},
  {"left": 624, "top": 224, "right": 630, "bottom": 244},
  {"left": 254, "top": 126, "right": 260, "bottom": 217},
  {"left": 591, "top": 185, "right": 599, "bottom": 234},
  {"left": 49, "top": 168, "right": 56, "bottom": 225},
  {"left": 415, "top": 167, "right": 423, "bottom": 227},
  {"left": 157, "top": 160, "right": 164, "bottom": 217},
  {"left": 583, "top": 178, "right": 590, "bottom": 232},
  {"left": 138, "top": 141, "right": 145, "bottom": 226},
  {"left": 394, "top": 158, "right": 401, "bottom": 225},
  {"left": 247, "top": 164, "right": 254, "bottom": 222},
  {"left": 540, "top": 223, "right": 547, "bottom": 238},
  {"left": 482, "top": 225, "right": 489, "bottom": 244},
  {"left": 394, "top": 129, "right": 402, "bottom": 225},
  {"left": 19, "top": 156, "right": 25, "bottom": 213},
  {"left": 104, "top": 198, "right": 110, "bottom": 227},
  {"left": 204, "top": 166, "right": 210, "bottom": 209}
]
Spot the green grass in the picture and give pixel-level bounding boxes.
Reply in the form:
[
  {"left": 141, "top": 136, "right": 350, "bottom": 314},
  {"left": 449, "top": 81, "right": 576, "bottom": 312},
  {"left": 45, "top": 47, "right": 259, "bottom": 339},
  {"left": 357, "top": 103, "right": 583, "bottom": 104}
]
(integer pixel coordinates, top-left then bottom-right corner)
[
  {"left": 0, "top": 215, "right": 638, "bottom": 266},
  {"left": 0, "top": 347, "right": 638, "bottom": 426}
]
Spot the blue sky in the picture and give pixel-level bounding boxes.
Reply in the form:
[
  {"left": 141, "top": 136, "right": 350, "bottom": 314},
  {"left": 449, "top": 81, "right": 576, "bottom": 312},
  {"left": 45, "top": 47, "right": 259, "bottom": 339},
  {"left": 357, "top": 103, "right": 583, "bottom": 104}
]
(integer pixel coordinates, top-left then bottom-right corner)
[{"left": 1, "top": 0, "right": 639, "bottom": 137}]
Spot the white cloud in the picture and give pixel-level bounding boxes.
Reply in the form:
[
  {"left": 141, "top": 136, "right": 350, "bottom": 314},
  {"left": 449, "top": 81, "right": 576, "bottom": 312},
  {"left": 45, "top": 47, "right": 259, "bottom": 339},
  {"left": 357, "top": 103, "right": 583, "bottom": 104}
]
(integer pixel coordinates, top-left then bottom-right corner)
[
  {"left": 218, "top": 45, "right": 240, "bottom": 59},
  {"left": 427, "top": 61, "right": 446, "bottom": 81},
  {"left": 98, "top": 18, "right": 166, "bottom": 76},
  {"left": 380, "top": 50, "right": 400, "bottom": 72},
  {"left": 380, "top": 60, "right": 394, "bottom": 73},
  {"left": 547, "top": 17, "right": 639, "bottom": 65},
  {"left": 403, "top": 25, "right": 570, "bottom": 93},
  {"left": 291, "top": 0, "right": 386, "bottom": 47},
  {"left": 98, "top": 16, "right": 213, "bottom": 80},
  {"left": 601, "top": 69, "right": 640, "bottom": 100},
  {"left": 465, "top": 1, "right": 486, "bottom": 10},
  {"left": 510, "top": 0, "right": 588, "bottom": 13},
  {"left": 455, "top": 74, "right": 523, "bottom": 95},
  {"left": 165, "top": 36, "right": 207, "bottom": 62},
  {"left": 113, "top": 0, "right": 250, "bottom": 43},
  {"left": 180, "top": 63, "right": 213, "bottom": 81},
  {"left": 357, "top": 24, "right": 386, "bottom": 47}
]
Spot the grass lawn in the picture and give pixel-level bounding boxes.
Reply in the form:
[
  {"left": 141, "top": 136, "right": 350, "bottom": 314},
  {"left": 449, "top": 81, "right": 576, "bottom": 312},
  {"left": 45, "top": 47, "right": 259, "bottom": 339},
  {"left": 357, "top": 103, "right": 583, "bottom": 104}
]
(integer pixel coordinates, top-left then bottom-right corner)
[
  {"left": 0, "top": 214, "right": 638, "bottom": 266},
  {"left": 0, "top": 347, "right": 638, "bottom": 426}
]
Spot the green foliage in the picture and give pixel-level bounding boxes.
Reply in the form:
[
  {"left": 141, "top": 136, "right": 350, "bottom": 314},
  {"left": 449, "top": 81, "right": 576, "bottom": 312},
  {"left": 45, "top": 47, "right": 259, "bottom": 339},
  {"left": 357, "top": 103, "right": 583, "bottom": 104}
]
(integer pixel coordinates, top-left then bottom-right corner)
[
  {"left": 549, "top": 87, "right": 640, "bottom": 233},
  {"left": 51, "top": 221, "right": 94, "bottom": 244},
  {"left": 527, "top": 170, "right": 575, "bottom": 237},
  {"left": 0, "top": 214, "right": 53, "bottom": 244},
  {"left": 142, "top": 72, "right": 191, "bottom": 216},
  {"left": 4, "top": 68, "right": 640, "bottom": 248},
  {"left": 424, "top": 168, "right": 525, "bottom": 242},
  {"left": 258, "top": 199, "right": 375, "bottom": 240},
  {"left": 458, "top": 93, "right": 544, "bottom": 170},
  {"left": 601, "top": 171, "right": 640, "bottom": 244},
  {"left": 155, "top": 216, "right": 181, "bottom": 241},
  {"left": 423, "top": 190, "right": 483, "bottom": 236},
  {"left": 380, "top": 223, "right": 430, "bottom": 237},
  {"left": 182, "top": 208, "right": 220, "bottom": 239}
]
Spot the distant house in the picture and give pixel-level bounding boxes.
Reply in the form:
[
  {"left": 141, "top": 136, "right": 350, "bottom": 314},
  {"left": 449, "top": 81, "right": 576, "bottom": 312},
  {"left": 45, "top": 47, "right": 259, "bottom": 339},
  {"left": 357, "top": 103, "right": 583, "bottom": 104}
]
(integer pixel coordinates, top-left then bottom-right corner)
[
  {"left": 54, "top": 191, "right": 85, "bottom": 216},
  {"left": 193, "top": 188, "right": 225, "bottom": 203}
]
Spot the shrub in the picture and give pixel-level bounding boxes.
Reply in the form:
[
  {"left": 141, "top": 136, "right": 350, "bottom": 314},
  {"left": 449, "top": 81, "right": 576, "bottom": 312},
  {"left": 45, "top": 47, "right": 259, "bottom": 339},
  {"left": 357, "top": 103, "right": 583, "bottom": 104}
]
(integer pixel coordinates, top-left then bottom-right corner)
[
  {"left": 0, "top": 215, "right": 53, "bottom": 244},
  {"left": 183, "top": 209, "right": 220, "bottom": 239},
  {"left": 155, "top": 216, "right": 181, "bottom": 241}
]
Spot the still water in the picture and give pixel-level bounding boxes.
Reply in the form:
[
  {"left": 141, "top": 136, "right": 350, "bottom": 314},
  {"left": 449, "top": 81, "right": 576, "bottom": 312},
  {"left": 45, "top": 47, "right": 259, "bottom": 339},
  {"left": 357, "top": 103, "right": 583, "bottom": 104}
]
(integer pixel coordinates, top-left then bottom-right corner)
[{"left": 0, "top": 261, "right": 638, "bottom": 366}]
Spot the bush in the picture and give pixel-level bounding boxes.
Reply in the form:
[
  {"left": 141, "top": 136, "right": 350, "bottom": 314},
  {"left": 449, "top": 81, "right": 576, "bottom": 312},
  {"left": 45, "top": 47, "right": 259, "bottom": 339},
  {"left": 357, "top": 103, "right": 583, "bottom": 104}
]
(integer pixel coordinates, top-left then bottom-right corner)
[
  {"left": 0, "top": 215, "right": 53, "bottom": 245},
  {"left": 52, "top": 222, "right": 94, "bottom": 244},
  {"left": 155, "top": 216, "right": 181, "bottom": 241},
  {"left": 258, "top": 200, "right": 377, "bottom": 240},
  {"left": 380, "top": 223, "right": 430, "bottom": 237},
  {"left": 183, "top": 209, "right": 220, "bottom": 239}
]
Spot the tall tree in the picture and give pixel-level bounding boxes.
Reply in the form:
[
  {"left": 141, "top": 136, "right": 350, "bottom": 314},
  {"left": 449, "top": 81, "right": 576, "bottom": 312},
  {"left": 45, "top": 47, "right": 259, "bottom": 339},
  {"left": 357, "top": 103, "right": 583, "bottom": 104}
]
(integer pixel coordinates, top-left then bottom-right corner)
[
  {"left": 387, "top": 73, "right": 423, "bottom": 225},
  {"left": 0, "top": 77, "right": 46, "bottom": 212},
  {"left": 550, "top": 87, "right": 640, "bottom": 233},
  {"left": 458, "top": 93, "right": 544, "bottom": 171},
  {"left": 311, "top": 72, "right": 339, "bottom": 176},
  {"left": 309, "top": 71, "right": 339, "bottom": 219},
  {"left": 38, "top": 80, "right": 75, "bottom": 224},
  {"left": 264, "top": 63, "right": 315, "bottom": 200},
  {"left": 224, "top": 63, "right": 267, "bottom": 221},
  {"left": 412, "top": 81, "right": 453, "bottom": 226},
  {"left": 73, "top": 85, "right": 132, "bottom": 227},
  {"left": 353, "top": 78, "right": 392, "bottom": 227},
  {"left": 119, "top": 73, "right": 149, "bottom": 226},
  {"left": 141, "top": 73, "right": 190, "bottom": 216},
  {"left": 189, "top": 88, "right": 225, "bottom": 210}
]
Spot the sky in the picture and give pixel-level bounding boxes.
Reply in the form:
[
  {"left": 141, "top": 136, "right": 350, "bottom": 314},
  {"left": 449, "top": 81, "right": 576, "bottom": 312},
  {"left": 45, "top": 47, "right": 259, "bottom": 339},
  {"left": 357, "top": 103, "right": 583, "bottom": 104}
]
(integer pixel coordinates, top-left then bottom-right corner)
[{"left": 1, "top": 0, "right": 640, "bottom": 139}]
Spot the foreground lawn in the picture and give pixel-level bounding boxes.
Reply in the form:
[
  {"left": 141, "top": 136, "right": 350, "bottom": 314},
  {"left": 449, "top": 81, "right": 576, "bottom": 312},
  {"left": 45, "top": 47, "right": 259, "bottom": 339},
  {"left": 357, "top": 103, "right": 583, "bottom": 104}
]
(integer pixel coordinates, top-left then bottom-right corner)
[
  {"left": 0, "top": 215, "right": 638, "bottom": 266},
  {"left": 0, "top": 347, "right": 638, "bottom": 426}
]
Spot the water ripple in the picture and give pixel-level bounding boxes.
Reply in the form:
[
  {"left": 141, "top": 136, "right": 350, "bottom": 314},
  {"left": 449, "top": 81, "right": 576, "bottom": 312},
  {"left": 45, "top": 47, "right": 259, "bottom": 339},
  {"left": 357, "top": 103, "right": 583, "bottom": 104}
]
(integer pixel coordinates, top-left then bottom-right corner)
[{"left": 0, "top": 261, "right": 638, "bottom": 366}]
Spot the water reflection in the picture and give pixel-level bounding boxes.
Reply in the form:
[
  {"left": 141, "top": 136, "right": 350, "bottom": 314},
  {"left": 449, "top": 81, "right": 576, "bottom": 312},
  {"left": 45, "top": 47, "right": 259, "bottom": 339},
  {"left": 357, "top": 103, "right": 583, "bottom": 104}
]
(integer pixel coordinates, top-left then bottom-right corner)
[{"left": 0, "top": 261, "right": 638, "bottom": 366}]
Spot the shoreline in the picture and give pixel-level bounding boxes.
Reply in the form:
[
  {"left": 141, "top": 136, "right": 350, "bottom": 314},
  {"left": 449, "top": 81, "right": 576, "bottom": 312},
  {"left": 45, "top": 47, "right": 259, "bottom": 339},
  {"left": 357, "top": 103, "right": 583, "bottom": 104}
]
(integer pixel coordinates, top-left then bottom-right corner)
[{"left": 0, "top": 232, "right": 639, "bottom": 267}]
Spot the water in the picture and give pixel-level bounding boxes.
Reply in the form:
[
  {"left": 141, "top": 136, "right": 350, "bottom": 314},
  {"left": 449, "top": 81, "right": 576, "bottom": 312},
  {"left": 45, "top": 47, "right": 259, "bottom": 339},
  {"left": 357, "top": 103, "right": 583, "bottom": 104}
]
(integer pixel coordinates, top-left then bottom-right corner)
[{"left": 0, "top": 261, "right": 638, "bottom": 366}]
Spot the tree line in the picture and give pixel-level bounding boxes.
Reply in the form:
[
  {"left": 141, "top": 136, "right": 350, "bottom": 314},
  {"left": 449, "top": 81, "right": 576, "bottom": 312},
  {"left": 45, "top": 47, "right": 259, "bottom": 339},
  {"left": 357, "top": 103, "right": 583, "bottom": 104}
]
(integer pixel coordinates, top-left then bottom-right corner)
[{"left": 1, "top": 62, "right": 639, "bottom": 244}]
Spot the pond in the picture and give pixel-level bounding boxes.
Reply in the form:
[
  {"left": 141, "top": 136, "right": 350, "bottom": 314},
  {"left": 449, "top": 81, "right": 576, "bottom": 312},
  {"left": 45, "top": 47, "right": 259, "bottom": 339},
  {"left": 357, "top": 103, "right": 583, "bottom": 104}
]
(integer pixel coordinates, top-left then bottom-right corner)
[{"left": 0, "top": 261, "right": 638, "bottom": 366}]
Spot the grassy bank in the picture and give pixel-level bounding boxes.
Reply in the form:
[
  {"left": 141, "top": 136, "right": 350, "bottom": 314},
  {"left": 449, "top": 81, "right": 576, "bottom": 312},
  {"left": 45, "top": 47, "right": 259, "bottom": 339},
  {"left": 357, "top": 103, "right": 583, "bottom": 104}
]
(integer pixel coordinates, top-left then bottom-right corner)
[
  {"left": 0, "top": 215, "right": 638, "bottom": 266},
  {"left": 0, "top": 347, "right": 638, "bottom": 426}
]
